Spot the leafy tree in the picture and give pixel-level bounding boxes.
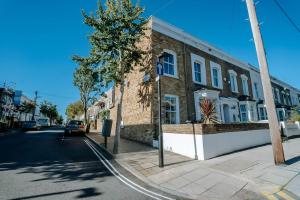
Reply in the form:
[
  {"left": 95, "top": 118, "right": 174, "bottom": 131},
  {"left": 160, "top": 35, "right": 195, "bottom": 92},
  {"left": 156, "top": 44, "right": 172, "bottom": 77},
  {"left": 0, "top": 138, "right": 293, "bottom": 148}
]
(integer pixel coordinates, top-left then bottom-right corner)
[
  {"left": 74, "top": 0, "right": 148, "bottom": 153},
  {"left": 17, "top": 101, "right": 35, "bottom": 121},
  {"left": 40, "top": 101, "right": 58, "bottom": 125},
  {"left": 56, "top": 115, "right": 64, "bottom": 125},
  {"left": 65, "top": 101, "right": 84, "bottom": 120},
  {"left": 99, "top": 109, "right": 110, "bottom": 120},
  {"left": 73, "top": 64, "right": 100, "bottom": 126}
]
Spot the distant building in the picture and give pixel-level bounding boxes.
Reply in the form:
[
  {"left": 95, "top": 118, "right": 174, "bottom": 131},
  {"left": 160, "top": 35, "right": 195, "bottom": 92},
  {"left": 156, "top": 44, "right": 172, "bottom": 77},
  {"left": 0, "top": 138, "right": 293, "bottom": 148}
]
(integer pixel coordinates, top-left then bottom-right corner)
[
  {"left": 13, "top": 90, "right": 35, "bottom": 122},
  {"left": 13, "top": 90, "right": 48, "bottom": 124},
  {"left": 87, "top": 88, "right": 114, "bottom": 131}
]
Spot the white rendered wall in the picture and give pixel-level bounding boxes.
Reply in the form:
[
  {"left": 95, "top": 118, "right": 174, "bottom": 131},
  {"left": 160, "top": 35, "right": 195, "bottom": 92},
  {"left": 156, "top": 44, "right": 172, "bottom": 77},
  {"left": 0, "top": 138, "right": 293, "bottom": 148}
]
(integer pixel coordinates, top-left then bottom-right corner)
[
  {"left": 164, "top": 133, "right": 205, "bottom": 160},
  {"left": 201, "top": 130, "right": 270, "bottom": 159},
  {"left": 164, "top": 129, "right": 271, "bottom": 160},
  {"left": 285, "top": 123, "right": 300, "bottom": 137}
]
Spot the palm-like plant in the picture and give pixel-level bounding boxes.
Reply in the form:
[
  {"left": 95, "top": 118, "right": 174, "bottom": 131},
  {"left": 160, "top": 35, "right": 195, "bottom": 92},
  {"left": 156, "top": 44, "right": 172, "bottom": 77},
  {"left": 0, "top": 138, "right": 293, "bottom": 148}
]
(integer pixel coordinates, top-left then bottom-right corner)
[{"left": 200, "top": 98, "right": 219, "bottom": 124}]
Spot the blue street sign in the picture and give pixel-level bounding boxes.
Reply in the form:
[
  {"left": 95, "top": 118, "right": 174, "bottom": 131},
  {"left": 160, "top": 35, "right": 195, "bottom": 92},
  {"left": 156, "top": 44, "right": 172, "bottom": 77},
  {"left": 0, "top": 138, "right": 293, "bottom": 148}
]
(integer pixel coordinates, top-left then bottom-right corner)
[{"left": 156, "top": 62, "right": 164, "bottom": 76}]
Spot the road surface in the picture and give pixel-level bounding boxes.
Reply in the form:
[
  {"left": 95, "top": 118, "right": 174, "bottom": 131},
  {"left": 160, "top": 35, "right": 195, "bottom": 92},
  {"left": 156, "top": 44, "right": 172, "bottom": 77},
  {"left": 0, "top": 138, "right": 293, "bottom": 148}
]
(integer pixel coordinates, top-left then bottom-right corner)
[{"left": 0, "top": 128, "right": 176, "bottom": 200}]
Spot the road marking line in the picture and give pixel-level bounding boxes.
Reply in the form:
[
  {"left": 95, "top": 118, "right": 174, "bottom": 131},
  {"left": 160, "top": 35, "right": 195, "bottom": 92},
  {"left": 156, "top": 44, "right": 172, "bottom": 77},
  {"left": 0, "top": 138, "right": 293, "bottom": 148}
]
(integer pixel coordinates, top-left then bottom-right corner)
[
  {"left": 84, "top": 140, "right": 175, "bottom": 200},
  {"left": 84, "top": 140, "right": 163, "bottom": 200},
  {"left": 262, "top": 192, "right": 278, "bottom": 200},
  {"left": 277, "top": 191, "right": 294, "bottom": 200},
  {"left": 85, "top": 139, "right": 175, "bottom": 200}
]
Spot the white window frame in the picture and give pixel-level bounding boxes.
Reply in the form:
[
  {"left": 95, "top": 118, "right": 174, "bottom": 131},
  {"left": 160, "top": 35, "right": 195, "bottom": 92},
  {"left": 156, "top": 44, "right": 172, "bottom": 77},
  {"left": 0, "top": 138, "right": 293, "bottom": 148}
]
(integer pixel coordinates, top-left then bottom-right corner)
[
  {"left": 228, "top": 70, "right": 238, "bottom": 93},
  {"left": 164, "top": 94, "right": 180, "bottom": 124},
  {"left": 241, "top": 75, "right": 249, "bottom": 95},
  {"left": 163, "top": 49, "right": 178, "bottom": 79},
  {"left": 191, "top": 53, "right": 206, "bottom": 85},
  {"left": 210, "top": 61, "right": 223, "bottom": 89},
  {"left": 258, "top": 105, "right": 268, "bottom": 120}
]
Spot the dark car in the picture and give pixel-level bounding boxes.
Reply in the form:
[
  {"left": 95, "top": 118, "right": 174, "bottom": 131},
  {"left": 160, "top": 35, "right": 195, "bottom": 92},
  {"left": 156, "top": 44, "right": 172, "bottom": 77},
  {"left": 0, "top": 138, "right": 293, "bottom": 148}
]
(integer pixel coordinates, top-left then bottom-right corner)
[
  {"left": 64, "top": 120, "right": 85, "bottom": 135},
  {"left": 22, "top": 121, "right": 41, "bottom": 131}
]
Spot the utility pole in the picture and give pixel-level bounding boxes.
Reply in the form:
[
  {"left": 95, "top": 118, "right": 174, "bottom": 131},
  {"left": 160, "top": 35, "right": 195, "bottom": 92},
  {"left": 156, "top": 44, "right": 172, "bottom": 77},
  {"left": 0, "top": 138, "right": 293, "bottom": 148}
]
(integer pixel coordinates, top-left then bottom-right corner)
[
  {"left": 32, "top": 91, "right": 38, "bottom": 121},
  {"left": 245, "top": 0, "right": 285, "bottom": 165}
]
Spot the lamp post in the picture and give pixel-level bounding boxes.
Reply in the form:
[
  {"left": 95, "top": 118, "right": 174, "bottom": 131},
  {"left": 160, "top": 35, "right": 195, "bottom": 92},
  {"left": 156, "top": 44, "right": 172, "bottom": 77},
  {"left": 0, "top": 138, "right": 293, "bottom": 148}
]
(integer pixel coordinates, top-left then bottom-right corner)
[{"left": 156, "top": 53, "right": 164, "bottom": 168}]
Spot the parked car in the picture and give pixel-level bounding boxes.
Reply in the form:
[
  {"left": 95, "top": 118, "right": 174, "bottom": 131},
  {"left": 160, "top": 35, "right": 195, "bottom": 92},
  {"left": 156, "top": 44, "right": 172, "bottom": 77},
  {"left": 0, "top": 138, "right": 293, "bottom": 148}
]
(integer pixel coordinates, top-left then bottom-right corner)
[
  {"left": 22, "top": 121, "right": 41, "bottom": 131},
  {"left": 37, "top": 118, "right": 50, "bottom": 127},
  {"left": 64, "top": 120, "right": 85, "bottom": 135}
]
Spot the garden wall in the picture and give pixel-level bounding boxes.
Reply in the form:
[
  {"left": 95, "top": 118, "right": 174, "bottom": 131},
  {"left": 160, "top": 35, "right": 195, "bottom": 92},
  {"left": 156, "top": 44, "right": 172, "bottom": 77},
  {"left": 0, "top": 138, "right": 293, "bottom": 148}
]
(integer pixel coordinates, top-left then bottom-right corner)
[
  {"left": 120, "top": 124, "right": 155, "bottom": 145},
  {"left": 163, "top": 123, "right": 270, "bottom": 160}
]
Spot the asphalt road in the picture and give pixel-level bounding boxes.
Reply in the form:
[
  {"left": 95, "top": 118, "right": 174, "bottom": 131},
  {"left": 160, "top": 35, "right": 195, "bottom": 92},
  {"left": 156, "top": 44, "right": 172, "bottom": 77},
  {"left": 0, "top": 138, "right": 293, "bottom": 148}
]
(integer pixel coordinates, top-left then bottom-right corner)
[{"left": 0, "top": 128, "right": 168, "bottom": 200}]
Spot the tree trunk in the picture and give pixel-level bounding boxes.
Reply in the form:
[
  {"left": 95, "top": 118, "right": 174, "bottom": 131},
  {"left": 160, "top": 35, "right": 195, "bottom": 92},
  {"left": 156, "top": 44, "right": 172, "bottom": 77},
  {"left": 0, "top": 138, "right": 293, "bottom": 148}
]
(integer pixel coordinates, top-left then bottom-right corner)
[
  {"left": 84, "top": 105, "right": 88, "bottom": 125},
  {"left": 113, "top": 82, "right": 125, "bottom": 154},
  {"left": 113, "top": 49, "right": 124, "bottom": 154},
  {"left": 83, "top": 97, "right": 90, "bottom": 133}
]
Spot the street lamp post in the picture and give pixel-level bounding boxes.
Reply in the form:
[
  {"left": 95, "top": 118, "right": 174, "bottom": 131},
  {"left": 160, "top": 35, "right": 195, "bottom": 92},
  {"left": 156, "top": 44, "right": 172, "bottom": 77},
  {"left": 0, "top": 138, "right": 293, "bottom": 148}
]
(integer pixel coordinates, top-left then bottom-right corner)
[{"left": 156, "top": 54, "right": 164, "bottom": 168}]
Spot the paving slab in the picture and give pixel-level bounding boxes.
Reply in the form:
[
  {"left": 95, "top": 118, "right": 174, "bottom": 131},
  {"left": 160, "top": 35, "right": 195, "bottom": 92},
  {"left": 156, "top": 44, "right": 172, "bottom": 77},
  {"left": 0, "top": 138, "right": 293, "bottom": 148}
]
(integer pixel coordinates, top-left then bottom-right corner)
[
  {"left": 284, "top": 174, "right": 300, "bottom": 197},
  {"left": 201, "top": 182, "right": 243, "bottom": 199}
]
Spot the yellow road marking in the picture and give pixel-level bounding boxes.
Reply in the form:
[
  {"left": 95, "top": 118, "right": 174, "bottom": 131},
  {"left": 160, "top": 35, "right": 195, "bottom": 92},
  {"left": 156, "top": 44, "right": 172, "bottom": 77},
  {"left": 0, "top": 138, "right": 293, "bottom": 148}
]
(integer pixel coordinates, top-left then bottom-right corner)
[
  {"left": 277, "top": 191, "right": 294, "bottom": 200},
  {"left": 262, "top": 192, "right": 278, "bottom": 200}
]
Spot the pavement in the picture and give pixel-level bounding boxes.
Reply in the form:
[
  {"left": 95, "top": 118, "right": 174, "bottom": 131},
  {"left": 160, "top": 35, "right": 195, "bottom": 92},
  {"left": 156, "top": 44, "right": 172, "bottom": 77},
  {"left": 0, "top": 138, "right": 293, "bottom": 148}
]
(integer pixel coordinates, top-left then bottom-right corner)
[
  {"left": 0, "top": 128, "right": 179, "bottom": 200},
  {"left": 87, "top": 131, "right": 300, "bottom": 200}
]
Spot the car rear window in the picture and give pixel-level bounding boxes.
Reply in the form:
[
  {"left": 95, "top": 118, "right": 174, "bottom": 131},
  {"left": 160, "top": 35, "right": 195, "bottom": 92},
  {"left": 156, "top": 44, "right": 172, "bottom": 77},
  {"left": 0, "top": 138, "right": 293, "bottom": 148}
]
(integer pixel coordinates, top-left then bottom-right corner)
[{"left": 69, "top": 121, "right": 83, "bottom": 125}]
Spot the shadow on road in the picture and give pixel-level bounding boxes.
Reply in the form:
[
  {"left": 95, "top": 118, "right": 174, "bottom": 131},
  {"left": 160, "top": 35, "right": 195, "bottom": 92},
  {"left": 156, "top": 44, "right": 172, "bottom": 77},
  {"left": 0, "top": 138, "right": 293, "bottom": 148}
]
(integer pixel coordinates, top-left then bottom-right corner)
[
  {"left": 0, "top": 129, "right": 112, "bottom": 184},
  {"left": 8, "top": 187, "right": 101, "bottom": 200}
]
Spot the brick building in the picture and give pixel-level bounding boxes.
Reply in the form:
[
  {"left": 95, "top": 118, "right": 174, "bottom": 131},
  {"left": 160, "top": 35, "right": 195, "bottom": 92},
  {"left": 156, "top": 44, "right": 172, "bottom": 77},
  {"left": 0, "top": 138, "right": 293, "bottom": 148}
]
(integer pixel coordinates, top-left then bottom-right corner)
[{"left": 107, "top": 17, "right": 300, "bottom": 145}]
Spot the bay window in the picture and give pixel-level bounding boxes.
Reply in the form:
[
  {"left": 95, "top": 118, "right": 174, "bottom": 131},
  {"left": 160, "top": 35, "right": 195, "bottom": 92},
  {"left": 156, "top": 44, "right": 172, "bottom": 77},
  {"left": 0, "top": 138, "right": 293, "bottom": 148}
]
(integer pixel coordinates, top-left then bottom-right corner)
[
  {"left": 259, "top": 106, "right": 268, "bottom": 120},
  {"left": 240, "top": 105, "right": 248, "bottom": 122},
  {"left": 164, "top": 95, "right": 179, "bottom": 124}
]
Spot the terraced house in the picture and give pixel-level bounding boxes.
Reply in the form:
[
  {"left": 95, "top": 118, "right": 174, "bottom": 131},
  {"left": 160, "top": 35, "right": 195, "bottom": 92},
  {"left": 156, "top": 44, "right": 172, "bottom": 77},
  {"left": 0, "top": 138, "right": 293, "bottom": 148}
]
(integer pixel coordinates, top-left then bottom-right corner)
[{"left": 108, "top": 17, "right": 300, "bottom": 144}]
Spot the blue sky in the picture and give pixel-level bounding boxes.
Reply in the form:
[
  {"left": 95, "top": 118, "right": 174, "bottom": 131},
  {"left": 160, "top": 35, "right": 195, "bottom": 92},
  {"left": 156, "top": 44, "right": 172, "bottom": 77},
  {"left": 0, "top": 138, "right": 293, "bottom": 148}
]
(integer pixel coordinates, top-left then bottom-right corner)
[{"left": 0, "top": 0, "right": 299, "bottom": 117}]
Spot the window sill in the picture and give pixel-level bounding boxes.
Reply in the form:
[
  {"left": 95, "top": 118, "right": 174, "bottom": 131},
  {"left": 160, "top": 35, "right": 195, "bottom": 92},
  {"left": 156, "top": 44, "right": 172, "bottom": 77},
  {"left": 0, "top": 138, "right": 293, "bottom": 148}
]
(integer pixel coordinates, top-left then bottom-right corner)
[
  {"left": 193, "top": 81, "right": 207, "bottom": 86},
  {"left": 163, "top": 74, "right": 179, "bottom": 79}
]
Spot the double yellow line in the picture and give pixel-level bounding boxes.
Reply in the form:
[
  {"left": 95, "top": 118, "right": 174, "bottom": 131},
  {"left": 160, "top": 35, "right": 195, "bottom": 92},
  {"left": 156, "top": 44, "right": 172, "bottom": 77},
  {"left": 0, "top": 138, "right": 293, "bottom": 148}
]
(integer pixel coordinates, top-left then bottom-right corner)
[{"left": 262, "top": 190, "right": 296, "bottom": 200}]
